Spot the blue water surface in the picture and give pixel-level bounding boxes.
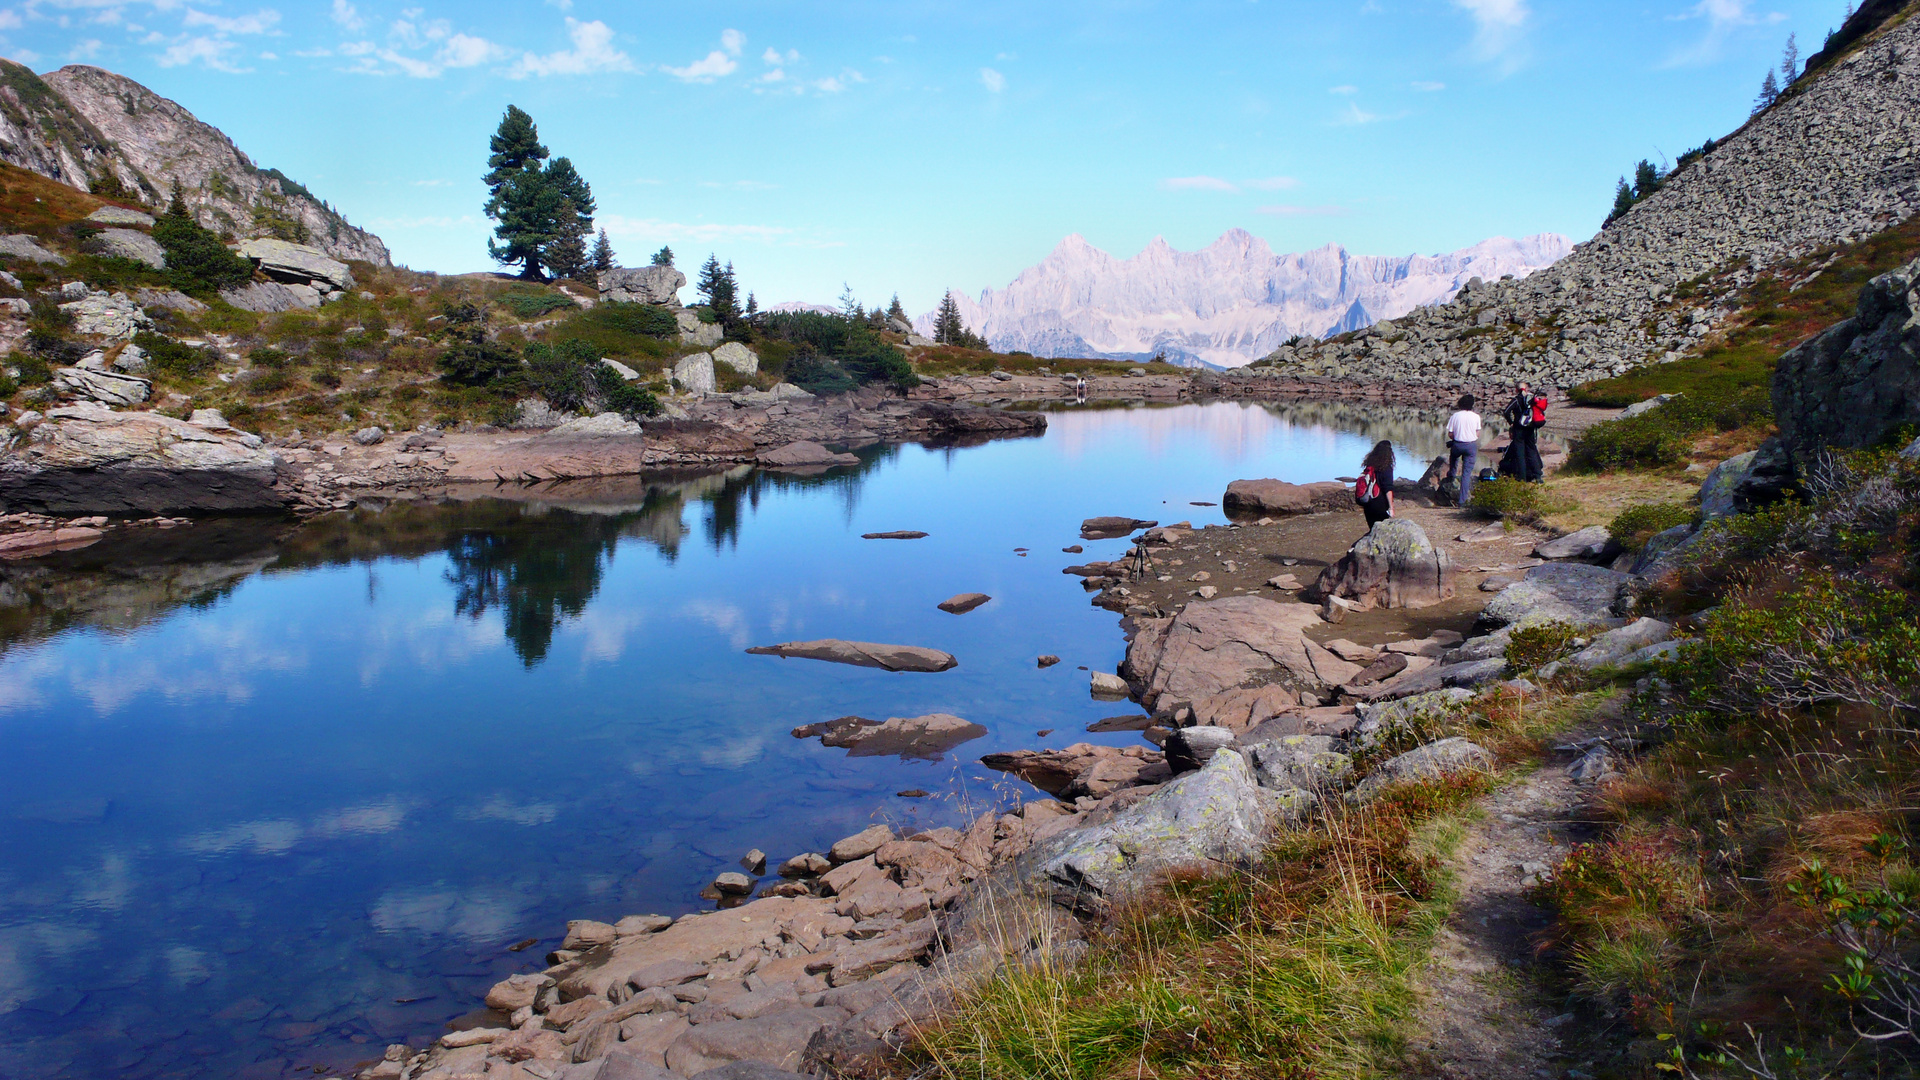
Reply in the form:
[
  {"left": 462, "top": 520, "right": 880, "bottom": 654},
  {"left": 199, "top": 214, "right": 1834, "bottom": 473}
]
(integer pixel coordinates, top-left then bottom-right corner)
[{"left": 0, "top": 400, "right": 1436, "bottom": 1079}]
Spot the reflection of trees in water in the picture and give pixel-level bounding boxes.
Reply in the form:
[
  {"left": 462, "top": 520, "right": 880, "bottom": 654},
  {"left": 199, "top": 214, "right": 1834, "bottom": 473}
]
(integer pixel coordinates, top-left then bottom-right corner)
[
  {"left": 443, "top": 524, "right": 621, "bottom": 666},
  {"left": 696, "top": 446, "right": 898, "bottom": 551}
]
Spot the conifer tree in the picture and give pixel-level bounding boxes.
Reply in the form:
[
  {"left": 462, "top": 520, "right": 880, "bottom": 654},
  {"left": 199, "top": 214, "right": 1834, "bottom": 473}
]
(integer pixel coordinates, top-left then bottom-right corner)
[
  {"left": 544, "top": 198, "right": 591, "bottom": 281},
  {"left": 1754, "top": 69, "right": 1780, "bottom": 114},
  {"left": 1781, "top": 32, "right": 1799, "bottom": 84},
  {"left": 886, "top": 294, "right": 907, "bottom": 323},
  {"left": 697, "top": 254, "right": 726, "bottom": 308},
  {"left": 745, "top": 292, "right": 758, "bottom": 319},
  {"left": 933, "top": 291, "right": 965, "bottom": 345},
  {"left": 652, "top": 246, "right": 674, "bottom": 267},
  {"left": 1608, "top": 177, "right": 1635, "bottom": 222},
  {"left": 591, "top": 229, "right": 615, "bottom": 274},
  {"left": 1632, "top": 160, "right": 1663, "bottom": 200},
  {"left": 484, "top": 106, "right": 555, "bottom": 278}
]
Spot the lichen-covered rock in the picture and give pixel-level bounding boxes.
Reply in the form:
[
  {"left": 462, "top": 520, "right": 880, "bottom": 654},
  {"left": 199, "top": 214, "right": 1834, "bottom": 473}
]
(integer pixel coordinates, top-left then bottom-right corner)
[
  {"left": 94, "top": 228, "right": 165, "bottom": 269},
  {"left": 1479, "top": 562, "right": 1633, "bottom": 629},
  {"left": 52, "top": 365, "right": 148, "bottom": 405},
  {"left": 1349, "top": 737, "right": 1495, "bottom": 803},
  {"left": 713, "top": 341, "right": 759, "bottom": 375},
  {"left": 673, "top": 350, "right": 717, "bottom": 394},
  {"left": 548, "top": 413, "right": 643, "bottom": 438},
  {"left": 60, "top": 291, "right": 151, "bottom": 339},
  {"left": 1310, "top": 518, "right": 1454, "bottom": 610},
  {"left": 237, "top": 237, "right": 354, "bottom": 292},
  {"left": 600, "top": 266, "right": 686, "bottom": 305},
  {"left": 1565, "top": 617, "right": 1672, "bottom": 669},
  {"left": 1021, "top": 748, "right": 1270, "bottom": 914},
  {"left": 1773, "top": 256, "right": 1920, "bottom": 460},
  {"left": 1245, "top": 734, "right": 1351, "bottom": 791},
  {"left": 1699, "top": 451, "right": 1759, "bottom": 521}
]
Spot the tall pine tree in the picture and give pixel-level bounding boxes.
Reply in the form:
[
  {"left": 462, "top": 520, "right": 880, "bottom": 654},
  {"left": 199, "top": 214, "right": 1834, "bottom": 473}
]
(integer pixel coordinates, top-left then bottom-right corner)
[
  {"left": 544, "top": 198, "right": 591, "bottom": 281},
  {"left": 933, "top": 291, "right": 965, "bottom": 344},
  {"left": 484, "top": 106, "right": 553, "bottom": 278}
]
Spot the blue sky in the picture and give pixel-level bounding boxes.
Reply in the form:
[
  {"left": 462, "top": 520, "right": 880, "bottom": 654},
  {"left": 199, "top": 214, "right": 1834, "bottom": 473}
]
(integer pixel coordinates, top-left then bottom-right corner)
[{"left": 1, "top": 0, "right": 1854, "bottom": 313}]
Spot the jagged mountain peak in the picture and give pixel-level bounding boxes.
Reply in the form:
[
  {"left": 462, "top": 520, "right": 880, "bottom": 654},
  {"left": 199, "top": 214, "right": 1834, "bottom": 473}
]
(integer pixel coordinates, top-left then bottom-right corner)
[{"left": 921, "top": 229, "right": 1570, "bottom": 367}]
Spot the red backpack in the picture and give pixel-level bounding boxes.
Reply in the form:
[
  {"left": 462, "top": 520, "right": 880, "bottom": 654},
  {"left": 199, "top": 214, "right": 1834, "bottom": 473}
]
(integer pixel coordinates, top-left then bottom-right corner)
[
  {"left": 1530, "top": 395, "right": 1548, "bottom": 426},
  {"left": 1354, "top": 466, "right": 1380, "bottom": 504}
]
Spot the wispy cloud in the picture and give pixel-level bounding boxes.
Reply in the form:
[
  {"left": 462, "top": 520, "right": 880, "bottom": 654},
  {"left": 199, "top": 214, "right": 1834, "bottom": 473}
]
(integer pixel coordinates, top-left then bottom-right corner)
[
  {"left": 147, "top": 4, "right": 281, "bottom": 72},
  {"left": 1412, "top": 80, "right": 1447, "bottom": 91},
  {"left": 515, "top": 17, "right": 634, "bottom": 78},
  {"left": 330, "top": 0, "right": 365, "bottom": 32},
  {"left": 1664, "top": 0, "right": 1782, "bottom": 67},
  {"left": 1246, "top": 176, "right": 1300, "bottom": 191},
  {"left": 1452, "top": 0, "right": 1531, "bottom": 71},
  {"left": 1333, "top": 102, "right": 1407, "bottom": 125},
  {"left": 1328, "top": 84, "right": 1358, "bottom": 95},
  {"left": 182, "top": 8, "right": 281, "bottom": 36},
  {"left": 980, "top": 66, "right": 1006, "bottom": 92},
  {"left": 1162, "top": 175, "right": 1238, "bottom": 192},
  {"left": 1256, "top": 204, "right": 1349, "bottom": 216}
]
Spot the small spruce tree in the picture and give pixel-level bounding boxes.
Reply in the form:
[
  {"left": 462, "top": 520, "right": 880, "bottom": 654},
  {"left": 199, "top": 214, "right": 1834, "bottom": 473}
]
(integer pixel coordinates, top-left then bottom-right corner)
[
  {"left": 1781, "top": 32, "right": 1799, "bottom": 84},
  {"left": 1754, "top": 69, "right": 1780, "bottom": 114},
  {"left": 745, "top": 292, "right": 758, "bottom": 319},
  {"left": 591, "top": 228, "right": 615, "bottom": 274},
  {"left": 651, "top": 246, "right": 675, "bottom": 267},
  {"left": 1632, "top": 160, "right": 1663, "bottom": 200},
  {"left": 1608, "top": 177, "right": 1635, "bottom": 222},
  {"left": 544, "top": 198, "right": 591, "bottom": 281},
  {"left": 886, "top": 294, "right": 907, "bottom": 323},
  {"left": 697, "top": 254, "right": 725, "bottom": 308},
  {"left": 933, "top": 291, "right": 965, "bottom": 345}
]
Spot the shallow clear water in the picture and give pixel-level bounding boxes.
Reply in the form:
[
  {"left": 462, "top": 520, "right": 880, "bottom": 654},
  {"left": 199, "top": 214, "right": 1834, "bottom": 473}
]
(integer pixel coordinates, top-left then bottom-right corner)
[{"left": 0, "top": 400, "right": 1440, "bottom": 1079}]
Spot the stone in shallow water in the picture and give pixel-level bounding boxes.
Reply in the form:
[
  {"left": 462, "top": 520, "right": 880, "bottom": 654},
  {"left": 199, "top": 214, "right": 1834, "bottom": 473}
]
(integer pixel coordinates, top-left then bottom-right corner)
[
  {"left": 745, "top": 639, "right": 956, "bottom": 673},
  {"left": 936, "top": 592, "right": 989, "bottom": 614},
  {"left": 790, "top": 713, "right": 987, "bottom": 760}
]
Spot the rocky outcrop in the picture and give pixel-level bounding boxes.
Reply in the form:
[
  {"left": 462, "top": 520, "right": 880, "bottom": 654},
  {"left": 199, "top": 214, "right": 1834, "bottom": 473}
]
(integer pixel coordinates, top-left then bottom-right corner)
[
  {"left": 1309, "top": 519, "right": 1454, "bottom": 610},
  {"left": 0, "top": 402, "right": 285, "bottom": 514},
  {"left": 673, "top": 351, "right": 717, "bottom": 395},
  {"left": 1122, "top": 595, "right": 1355, "bottom": 710},
  {"left": 34, "top": 64, "right": 389, "bottom": 264},
  {"left": 600, "top": 267, "right": 686, "bottom": 306},
  {"left": 1221, "top": 478, "right": 1354, "bottom": 516},
  {"left": 52, "top": 365, "right": 148, "bottom": 405},
  {"left": 1772, "top": 256, "right": 1920, "bottom": 461},
  {"left": 219, "top": 280, "right": 325, "bottom": 313},
  {"left": 745, "top": 639, "right": 958, "bottom": 673},
  {"left": 1250, "top": 11, "right": 1920, "bottom": 390},
  {"left": 237, "top": 238, "right": 355, "bottom": 294},
  {"left": 0, "top": 233, "right": 66, "bottom": 264},
  {"left": 94, "top": 227, "right": 164, "bottom": 269},
  {"left": 758, "top": 441, "right": 858, "bottom": 468},
  {"left": 713, "top": 342, "right": 758, "bottom": 375}
]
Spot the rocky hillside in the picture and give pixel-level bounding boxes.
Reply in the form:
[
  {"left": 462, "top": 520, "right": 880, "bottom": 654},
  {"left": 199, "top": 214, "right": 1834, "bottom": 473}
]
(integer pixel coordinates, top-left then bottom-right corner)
[
  {"left": 1255, "top": 3, "right": 1920, "bottom": 391},
  {"left": 0, "top": 59, "right": 388, "bottom": 265},
  {"left": 919, "top": 230, "right": 1569, "bottom": 368}
]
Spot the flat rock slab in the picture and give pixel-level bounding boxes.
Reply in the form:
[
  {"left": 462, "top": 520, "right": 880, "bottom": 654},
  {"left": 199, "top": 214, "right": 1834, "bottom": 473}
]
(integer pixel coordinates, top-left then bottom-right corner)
[
  {"left": 791, "top": 713, "right": 987, "bottom": 760},
  {"left": 862, "top": 530, "right": 929, "bottom": 540},
  {"left": 1222, "top": 478, "right": 1355, "bottom": 516},
  {"left": 1080, "top": 516, "right": 1157, "bottom": 540},
  {"left": 1533, "top": 524, "right": 1613, "bottom": 561},
  {"left": 746, "top": 639, "right": 957, "bottom": 672},
  {"left": 936, "top": 592, "right": 990, "bottom": 614},
  {"left": 760, "top": 441, "right": 858, "bottom": 468}
]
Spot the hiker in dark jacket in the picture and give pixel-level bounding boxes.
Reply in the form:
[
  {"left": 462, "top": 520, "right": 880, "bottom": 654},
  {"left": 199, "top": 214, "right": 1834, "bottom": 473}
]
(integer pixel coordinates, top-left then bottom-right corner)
[
  {"left": 1502, "top": 382, "right": 1546, "bottom": 483},
  {"left": 1356, "top": 440, "right": 1395, "bottom": 528}
]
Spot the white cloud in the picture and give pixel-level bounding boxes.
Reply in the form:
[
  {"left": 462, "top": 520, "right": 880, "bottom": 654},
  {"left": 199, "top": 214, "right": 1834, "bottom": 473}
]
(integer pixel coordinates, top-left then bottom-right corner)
[
  {"left": 157, "top": 35, "right": 244, "bottom": 71},
  {"left": 1412, "top": 80, "right": 1447, "bottom": 91},
  {"left": 1665, "top": 0, "right": 1776, "bottom": 67},
  {"left": 1452, "top": 0, "right": 1530, "bottom": 70},
  {"left": 759, "top": 68, "right": 786, "bottom": 83},
  {"left": 514, "top": 18, "right": 634, "bottom": 77},
  {"left": 330, "top": 0, "right": 364, "bottom": 31},
  {"left": 1162, "top": 175, "right": 1238, "bottom": 192},
  {"left": 0, "top": 9, "right": 22, "bottom": 31},
  {"left": 67, "top": 37, "right": 101, "bottom": 59},
  {"left": 720, "top": 27, "right": 743, "bottom": 55},
  {"left": 813, "top": 75, "right": 843, "bottom": 92},
  {"left": 1328, "top": 84, "right": 1357, "bottom": 94},
  {"left": 664, "top": 49, "right": 736, "bottom": 81},
  {"left": 181, "top": 8, "right": 281, "bottom": 36},
  {"left": 437, "top": 33, "right": 499, "bottom": 68},
  {"left": 762, "top": 46, "right": 797, "bottom": 64},
  {"left": 1246, "top": 176, "right": 1300, "bottom": 190},
  {"left": 1256, "top": 204, "right": 1349, "bottom": 216},
  {"left": 979, "top": 66, "right": 1005, "bottom": 92}
]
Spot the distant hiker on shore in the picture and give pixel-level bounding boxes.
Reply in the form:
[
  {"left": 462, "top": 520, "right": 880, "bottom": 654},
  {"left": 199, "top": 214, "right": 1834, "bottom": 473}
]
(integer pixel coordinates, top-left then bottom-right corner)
[
  {"left": 1354, "top": 440, "right": 1395, "bottom": 528},
  {"left": 1502, "top": 381, "right": 1548, "bottom": 483},
  {"left": 1442, "top": 394, "right": 1482, "bottom": 506}
]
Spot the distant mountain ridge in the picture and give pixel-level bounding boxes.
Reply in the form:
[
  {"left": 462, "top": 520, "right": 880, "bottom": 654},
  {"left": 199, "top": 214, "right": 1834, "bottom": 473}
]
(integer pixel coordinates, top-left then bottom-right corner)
[
  {"left": 0, "top": 59, "right": 389, "bottom": 265},
  {"left": 914, "top": 230, "right": 1571, "bottom": 367}
]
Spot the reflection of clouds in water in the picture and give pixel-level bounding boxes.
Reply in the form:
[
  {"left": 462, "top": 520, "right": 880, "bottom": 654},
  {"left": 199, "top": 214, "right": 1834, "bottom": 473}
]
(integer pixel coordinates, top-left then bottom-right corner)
[
  {"left": 679, "top": 599, "right": 752, "bottom": 650},
  {"left": 370, "top": 887, "right": 525, "bottom": 944},
  {"left": 0, "top": 648, "right": 61, "bottom": 712},
  {"left": 0, "top": 922, "right": 101, "bottom": 1009},
  {"left": 356, "top": 606, "right": 505, "bottom": 686},
  {"left": 566, "top": 606, "right": 647, "bottom": 665},
  {"left": 466, "top": 796, "right": 558, "bottom": 826},
  {"left": 70, "top": 851, "right": 137, "bottom": 912},
  {"left": 0, "top": 615, "right": 309, "bottom": 716},
  {"left": 698, "top": 736, "right": 764, "bottom": 769},
  {"left": 164, "top": 944, "right": 213, "bottom": 986},
  {"left": 182, "top": 798, "right": 408, "bottom": 856}
]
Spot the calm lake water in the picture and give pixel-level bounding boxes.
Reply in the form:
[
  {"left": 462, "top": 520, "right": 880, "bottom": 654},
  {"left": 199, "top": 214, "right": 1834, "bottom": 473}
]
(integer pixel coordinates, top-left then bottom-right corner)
[{"left": 0, "top": 399, "right": 1444, "bottom": 1079}]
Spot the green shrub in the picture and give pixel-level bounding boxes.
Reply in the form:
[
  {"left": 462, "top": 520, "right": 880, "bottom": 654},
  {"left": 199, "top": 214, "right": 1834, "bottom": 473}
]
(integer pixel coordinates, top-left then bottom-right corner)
[
  {"left": 245, "top": 367, "right": 293, "bottom": 396},
  {"left": 152, "top": 210, "right": 252, "bottom": 293},
  {"left": 523, "top": 338, "right": 598, "bottom": 413},
  {"left": 593, "top": 365, "right": 660, "bottom": 418},
  {"left": 590, "top": 302, "right": 677, "bottom": 338},
  {"left": 134, "top": 331, "right": 218, "bottom": 378},
  {"left": 783, "top": 346, "right": 857, "bottom": 395},
  {"left": 1507, "top": 620, "right": 1580, "bottom": 670},
  {"left": 497, "top": 290, "right": 574, "bottom": 319},
  {"left": 1468, "top": 476, "right": 1546, "bottom": 518},
  {"left": 1609, "top": 502, "right": 1697, "bottom": 552},
  {"left": 1568, "top": 413, "right": 1693, "bottom": 470},
  {"left": 249, "top": 345, "right": 294, "bottom": 368},
  {"left": 9, "top": 352, "right": 52, "bottom": 384}
]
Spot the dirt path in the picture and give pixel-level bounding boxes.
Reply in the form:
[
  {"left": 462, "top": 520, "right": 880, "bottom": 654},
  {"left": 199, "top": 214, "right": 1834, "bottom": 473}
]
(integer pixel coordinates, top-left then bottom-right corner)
[{"left": 1403, "top": 706, "right": 1625, "bottom": 1079}]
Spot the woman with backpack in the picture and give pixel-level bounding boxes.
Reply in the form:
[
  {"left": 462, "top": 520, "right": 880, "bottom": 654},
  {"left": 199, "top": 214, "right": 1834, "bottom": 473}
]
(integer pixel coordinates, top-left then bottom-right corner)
[
  {"left": 1355, "top": 440, "right": 1395, "bottom": 528},
  {"left": 1502, "top": 381, "right": 1547, "bottom": 483}
]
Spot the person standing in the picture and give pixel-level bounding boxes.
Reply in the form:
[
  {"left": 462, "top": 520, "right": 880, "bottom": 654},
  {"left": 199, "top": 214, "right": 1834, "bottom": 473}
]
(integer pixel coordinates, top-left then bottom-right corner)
[
  {"left": 1355, "top": 440, "right": 1395, "bottom": 528},
  {"left": 1443, "top": 394, "right": 1482, "bottom": 506},
  {"left": 1503, "top": 382, "right": 1545, "bottom": 483}
]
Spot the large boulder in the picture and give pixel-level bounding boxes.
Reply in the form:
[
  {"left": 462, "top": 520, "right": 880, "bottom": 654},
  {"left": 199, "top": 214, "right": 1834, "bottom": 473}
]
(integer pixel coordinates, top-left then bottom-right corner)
[
  {"left": 745, "top": 639, "right": 957, "bottom": 672},
  {"left": 236, "top": 237, "right": 354, "bottom": 292},
  {"left": 53, "top": 365, "right": 149, "bottom": 405},
  {"left": 86, "top": 206, "right": 155, "bottom": 227},
  {"left": 980, "top": 744, "right": 1168, "bottom": 798},
  {"left": 0, "top": 401, "right": 284, "bottom": 514},
  {"left": 1534, "top": 524, "right": 1614, "bottom": 561},
  {"left": 0, "top": 234, "right": 65, "bottom": 264},
  {"left": 678, "top": 311, "right": 725, "bottom": 347},
  {"left": 59, "top": 292, "right": 151, "bottom": 339},
  {"left": 548, "top": 413, "right": 643, "bottom": 437},
  {"left": 713, "top": 341, "right": 759, "bottom": 375},
  {"left": 1222, "top": 478, "right": 1354, "bottom": 516},
  {"left": 600, "top": 266, "right": 687, "bottom": 306},
  {"left": 1122, "top": 595, "right": 1353, "bottom": 710},
  {"left": 1349, "top": 737, "right": 1495, "bottom": 803},
  {"left": 95, "top": 228, "right": 165, "bottom": 269},
  {"left": 1564, "top": 617, "right": 1672, "bottom": 669},
  {"left": 1773, "top": 256, "right": 1920, "bottom": 461},
  {"left": 1020, "top": 748, "right": 1271, "bottom": 914},
  {"left": 219, "top": 280, "right": 320, "bottom": 312},
  {"left": 1310, "top": 518, "right": 1454, "bottom": 610},
  {"left": 758, "top": 441, "right": 858, "bottom": 468},
  {"left": 1479, "top": 562, "right": 1634, "bottom": 629},
  {"left": 673, "top": 351, "right": 717, "bottom": 395}
]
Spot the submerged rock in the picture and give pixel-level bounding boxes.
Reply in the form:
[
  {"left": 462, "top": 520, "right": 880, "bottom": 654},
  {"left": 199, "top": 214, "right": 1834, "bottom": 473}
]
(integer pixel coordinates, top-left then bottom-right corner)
[
  {"left": 745, "top": 639, "right": 957, "bottom": 672},
  {"left": 791, "top": 713, "right": 988, "bottom": 760}
]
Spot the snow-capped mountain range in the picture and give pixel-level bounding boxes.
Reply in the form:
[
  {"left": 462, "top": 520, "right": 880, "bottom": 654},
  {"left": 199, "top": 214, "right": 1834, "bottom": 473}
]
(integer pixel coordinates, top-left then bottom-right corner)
[{"left": 912, "top": 229, "right": 1571, "bottom": 368}]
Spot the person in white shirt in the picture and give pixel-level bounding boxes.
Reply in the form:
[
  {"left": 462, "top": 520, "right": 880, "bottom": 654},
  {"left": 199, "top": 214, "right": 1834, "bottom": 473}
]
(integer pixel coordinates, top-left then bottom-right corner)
[{"left": 1442, "top": 394, "right": 1483, "bottom": 507}]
